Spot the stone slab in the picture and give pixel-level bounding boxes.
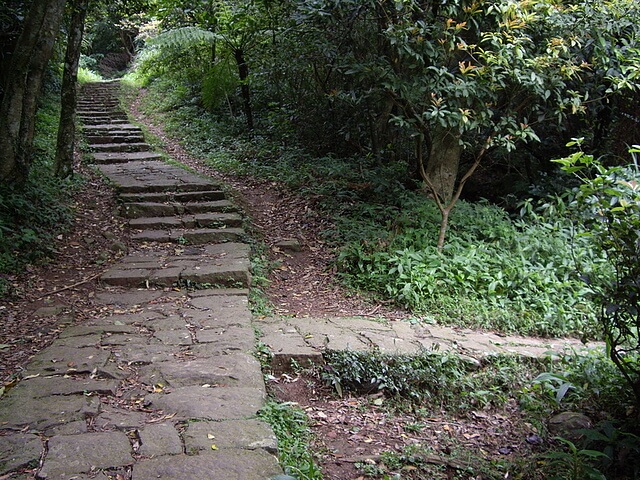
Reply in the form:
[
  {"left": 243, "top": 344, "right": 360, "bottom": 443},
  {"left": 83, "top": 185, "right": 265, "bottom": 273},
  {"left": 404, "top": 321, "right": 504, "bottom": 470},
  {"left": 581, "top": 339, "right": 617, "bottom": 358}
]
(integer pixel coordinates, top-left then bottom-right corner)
[
  {"left": 131, "top": 227, "right": 244, "bottom": 245},
  {"left": 144, "top": 386, "right": 265, "bottom": 420},
  {"left": 189, "top": 334, "right": 255, "bottom": 358},
  {"left": 358, "top": 329, "right": 423, "bottom": 354},
  {"left": 46, "top": 420, "right": 88, "bottom": 436},
  {"left": 138, "top": 354, "right": 264, "bottom": 389},
  {"left": 184, "top": 419, "right": 278, "bottom": 454},
  {"left": 9, "top": 376, "right": 118, "bottom": 398},
  {"left": 119, "top": 192, "right": 227, "bottom": 204},
  {"left": 132, "top": 449, "right": 281, "bottom": 480},
  {"left": 97, "top": 161, "right": 216, "bottom": 194},
  {"left": 100, "top": 243, "right": 251, "bottom": 288},
  {"left": 39, "top": 432, "right": 132, "bottom": 478},
  {"left": 59, "top": 324, "right": 138, "bottom": 338},
  {"left": 91, "top": 142, "right": 150, "bottom": 152},
  {"left": 193, "top": 325, "right": 255, "bottom": 350},
  {"left": 151, "top": 328, "right": 192, "bottom": 346},
  {"left": 52, "top": 334, "right": 103, "bottom": 349},
  {"left": 93, "top": 290, "right": 174, "bottom": 306},
  {"left": 286, "top": 317, "right": 370, "bottom": 351},
  {"left": 23, "top": 345, "right": 111, "bottom": 375},
  {"left": 0, "top": 395, "right": 100, "bottom": 430},
  {"left": 0, "top": 433, "right": 42, "bottom": 475},
  {"left": 94, "top": 406, "right": 148, "bottom": 431},
  {"left": 138, "top": 422, "right": 183, "bottom": 457},
  {"left": 129, "top": 212, "right": 243, "bottom": 230}
]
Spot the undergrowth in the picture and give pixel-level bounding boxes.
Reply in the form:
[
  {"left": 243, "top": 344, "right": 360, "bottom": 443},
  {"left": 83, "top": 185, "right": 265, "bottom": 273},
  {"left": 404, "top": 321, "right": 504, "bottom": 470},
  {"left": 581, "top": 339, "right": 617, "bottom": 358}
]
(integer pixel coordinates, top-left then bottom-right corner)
[
  {"left": 258, "top": 401, "right": 323, "bottom": 480},
  {"left": 132, "top": 77, "right": 608, "bottom": 338},
  {"left": 322, "top": 348, "right": 640, "bottom": 479},
  {"left": 322, "top": 348, "right": 540, "bottom": 413},
  {"left": 0, "top": 93, "right": 79, "bottom": 296}
]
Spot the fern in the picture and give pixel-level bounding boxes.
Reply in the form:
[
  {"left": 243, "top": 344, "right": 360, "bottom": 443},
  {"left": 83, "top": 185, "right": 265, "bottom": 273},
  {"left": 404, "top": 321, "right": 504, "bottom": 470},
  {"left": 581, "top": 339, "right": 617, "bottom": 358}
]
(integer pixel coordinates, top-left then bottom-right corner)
[
  {"left": 202, "top": 59, "right": 238, "bottom": 111},
  {"left": 147, "top": 26, "right": 219, "bottom": 50}
]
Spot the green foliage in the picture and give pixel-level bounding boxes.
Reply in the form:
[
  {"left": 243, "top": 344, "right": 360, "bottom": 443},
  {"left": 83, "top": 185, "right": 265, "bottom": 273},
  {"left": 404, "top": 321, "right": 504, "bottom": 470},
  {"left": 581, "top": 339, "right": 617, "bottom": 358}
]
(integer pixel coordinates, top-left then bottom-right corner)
[
  {"left": 258, "top": 401, "right": 323, "bottom": 480},
  {"left": 0, "top": 95, "right": 77, "bottom": 295},
  {"left": 554, "top": 142, "right": 640, "bottom": 405},
  {"left": 541, "top": 437, "right": 608, "bottom": 480},
  {"left": 322, "top": 349, "right": 535, "bottom": 413},
  {"left": 579, "top": 421, "right": 640, "bottom": 479},
  {"left": 249, "top": 243, "right": 274, "bottom": 317},
  {"left": 521, "top": 349, "right": 634, "bottom": 418},
  {"left": 337, "top": 198, "right": 605, "bottom": 337},
  {"left": 521, "top": 348, "right": 640, "bottom": 477},
  {"left": 77, "top": 67, "right": 103, "bottom": 83},
  {"left": 201, "top": 59, "right": 238, "bottom": 112}
]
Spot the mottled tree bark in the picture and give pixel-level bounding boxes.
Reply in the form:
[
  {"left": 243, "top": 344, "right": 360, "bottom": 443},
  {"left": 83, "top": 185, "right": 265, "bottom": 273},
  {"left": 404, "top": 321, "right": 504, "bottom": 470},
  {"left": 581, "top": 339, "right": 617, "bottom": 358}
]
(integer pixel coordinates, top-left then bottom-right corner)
[
  {"left": 0, "top": 0, "right": 67, "bottom": 185},
  {"left": 55, "top": 0, "right": 89, "bottom": 179},
  {"left": 425, "top": 127, "right": 462, "bottom": 204}
]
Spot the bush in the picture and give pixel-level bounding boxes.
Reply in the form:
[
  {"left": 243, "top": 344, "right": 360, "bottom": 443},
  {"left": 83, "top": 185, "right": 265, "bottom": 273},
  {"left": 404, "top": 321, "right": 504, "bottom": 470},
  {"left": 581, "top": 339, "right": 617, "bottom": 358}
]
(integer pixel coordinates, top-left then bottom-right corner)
[
  {"left": 337, "top": 199, "right": 606, "bottom": 337},
  {"left": 555, "top": 143, "right": 640, "bottom": 408}
]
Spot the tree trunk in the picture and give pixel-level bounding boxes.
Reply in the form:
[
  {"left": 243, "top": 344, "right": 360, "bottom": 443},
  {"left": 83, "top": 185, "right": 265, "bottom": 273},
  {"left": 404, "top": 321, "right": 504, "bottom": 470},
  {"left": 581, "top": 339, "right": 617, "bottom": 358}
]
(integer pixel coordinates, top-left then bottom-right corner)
[
  {"left": 55, "top": 0, "right": 89, "bottom": 179},
  {"left": 0, "top": 0, "right": 67, "bottom": 185},
  {"left": 234, "top": 47, "right": 254, "bottom": 130},
  {"left": 425, "top": 127, "right": 461, "bottom": 203}
]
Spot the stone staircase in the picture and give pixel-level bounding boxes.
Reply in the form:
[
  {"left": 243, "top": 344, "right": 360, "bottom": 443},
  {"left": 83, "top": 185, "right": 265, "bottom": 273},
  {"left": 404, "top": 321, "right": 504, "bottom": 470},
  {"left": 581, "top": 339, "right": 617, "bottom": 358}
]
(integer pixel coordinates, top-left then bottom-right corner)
[
  {"left": 79, "top": 81, "right": 251, "bottom": 289},
  {"left": 0, "top": 81, "right": 283, "bottom": 480}
]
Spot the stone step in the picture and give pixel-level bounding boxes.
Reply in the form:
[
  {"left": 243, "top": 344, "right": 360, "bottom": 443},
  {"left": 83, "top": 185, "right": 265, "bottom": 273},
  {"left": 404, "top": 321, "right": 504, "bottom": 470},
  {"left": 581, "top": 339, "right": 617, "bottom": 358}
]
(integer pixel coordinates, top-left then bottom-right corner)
[
  {"left": 80, "top": 115, "right": 129, "bottom": 124},
  {"left": 91, "top": 142, "right": 151, "bottom": 153},
  {"left": 86, "top": 135, "right": 146, "bottom": 144},
  {"left": 82, "top": 123, "right": 142, "bottom": 132},
  {"left": 78, "top": 111, "right": 127, "bottom": 118},
  {"left": 100, "top": 243, "right": 251, "bottom": 288},
  {"left": 131, "top": 227, "right": 245, "bottom": 244},
  {"left": 96, "top": 161, "right": 219, "bottom": 194},
  {"left": 82, "top": 119, "right": 131, "bottom": 126},
  {"left": 129, "top": 213, "right": 243, "bottom": 230},
  {"left": 91, "top": 151, "right": 164, "bottom": 164},
  {"left": 77, "top": 101, "right": 120, "bottom": 110},
  {"left": 117, "top": 182, "right": 219, "bottom": 194},
  {"left": 120, "top": 190, "right": 227, "bottom": 204},
  {"left": 120, "top": 199, "right": 237, "bottom": 218}
]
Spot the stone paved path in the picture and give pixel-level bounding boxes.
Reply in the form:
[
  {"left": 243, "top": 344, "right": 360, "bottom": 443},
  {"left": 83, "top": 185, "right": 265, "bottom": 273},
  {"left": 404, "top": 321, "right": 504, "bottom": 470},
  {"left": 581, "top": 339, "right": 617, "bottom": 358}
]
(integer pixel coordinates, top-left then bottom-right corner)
[
  {"left": 0, "top": 81, "right": 604, "bottom": 479},
  {"left": 256, "top": 316, "right": 602, "bottom": 373},
  {"left": 0, "top": 81, "right": 282, "bottom": 479}
]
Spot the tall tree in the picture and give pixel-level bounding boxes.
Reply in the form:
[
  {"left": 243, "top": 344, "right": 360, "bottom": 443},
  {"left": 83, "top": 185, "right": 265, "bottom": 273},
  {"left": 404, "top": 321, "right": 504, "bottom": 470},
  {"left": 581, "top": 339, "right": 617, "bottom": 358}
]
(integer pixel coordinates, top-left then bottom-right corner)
[
  {"left": 55, "top": 0, "right": 90, "bottom": 179},
  {"left": 0, "top": 0, "right": 67, "bottom": 185}
]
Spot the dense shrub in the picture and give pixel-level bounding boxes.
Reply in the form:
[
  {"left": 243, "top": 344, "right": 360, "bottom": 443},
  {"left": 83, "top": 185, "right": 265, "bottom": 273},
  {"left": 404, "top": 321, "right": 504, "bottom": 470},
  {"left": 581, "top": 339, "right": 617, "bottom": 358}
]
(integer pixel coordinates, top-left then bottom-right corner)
[{"left": 337, "top": 199, "right": 608, "bottom": 337}]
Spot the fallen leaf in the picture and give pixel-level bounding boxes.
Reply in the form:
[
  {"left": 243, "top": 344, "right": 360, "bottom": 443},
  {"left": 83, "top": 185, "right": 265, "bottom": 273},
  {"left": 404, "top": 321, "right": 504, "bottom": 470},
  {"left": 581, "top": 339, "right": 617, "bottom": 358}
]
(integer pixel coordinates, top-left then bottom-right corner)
[{"left": 211, "top": 444, "right": 218, "bottom": 450}]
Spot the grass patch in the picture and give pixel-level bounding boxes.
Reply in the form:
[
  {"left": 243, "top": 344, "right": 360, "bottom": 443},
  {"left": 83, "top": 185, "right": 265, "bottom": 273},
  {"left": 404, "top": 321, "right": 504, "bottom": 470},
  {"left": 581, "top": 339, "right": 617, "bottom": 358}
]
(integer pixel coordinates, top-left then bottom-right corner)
[
  {"left": 258, "top": 401, "right": 323, "bottom": 479},
  {"left": 322, "top": 349, "right": 540, "bottom": 413}
]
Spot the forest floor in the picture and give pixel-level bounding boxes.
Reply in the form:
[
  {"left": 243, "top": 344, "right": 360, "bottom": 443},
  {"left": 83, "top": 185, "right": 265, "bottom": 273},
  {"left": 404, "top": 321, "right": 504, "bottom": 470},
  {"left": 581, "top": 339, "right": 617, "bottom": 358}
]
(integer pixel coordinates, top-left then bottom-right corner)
[{"left": 0, "top": 92, "right": 553, "bottom": 479}]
